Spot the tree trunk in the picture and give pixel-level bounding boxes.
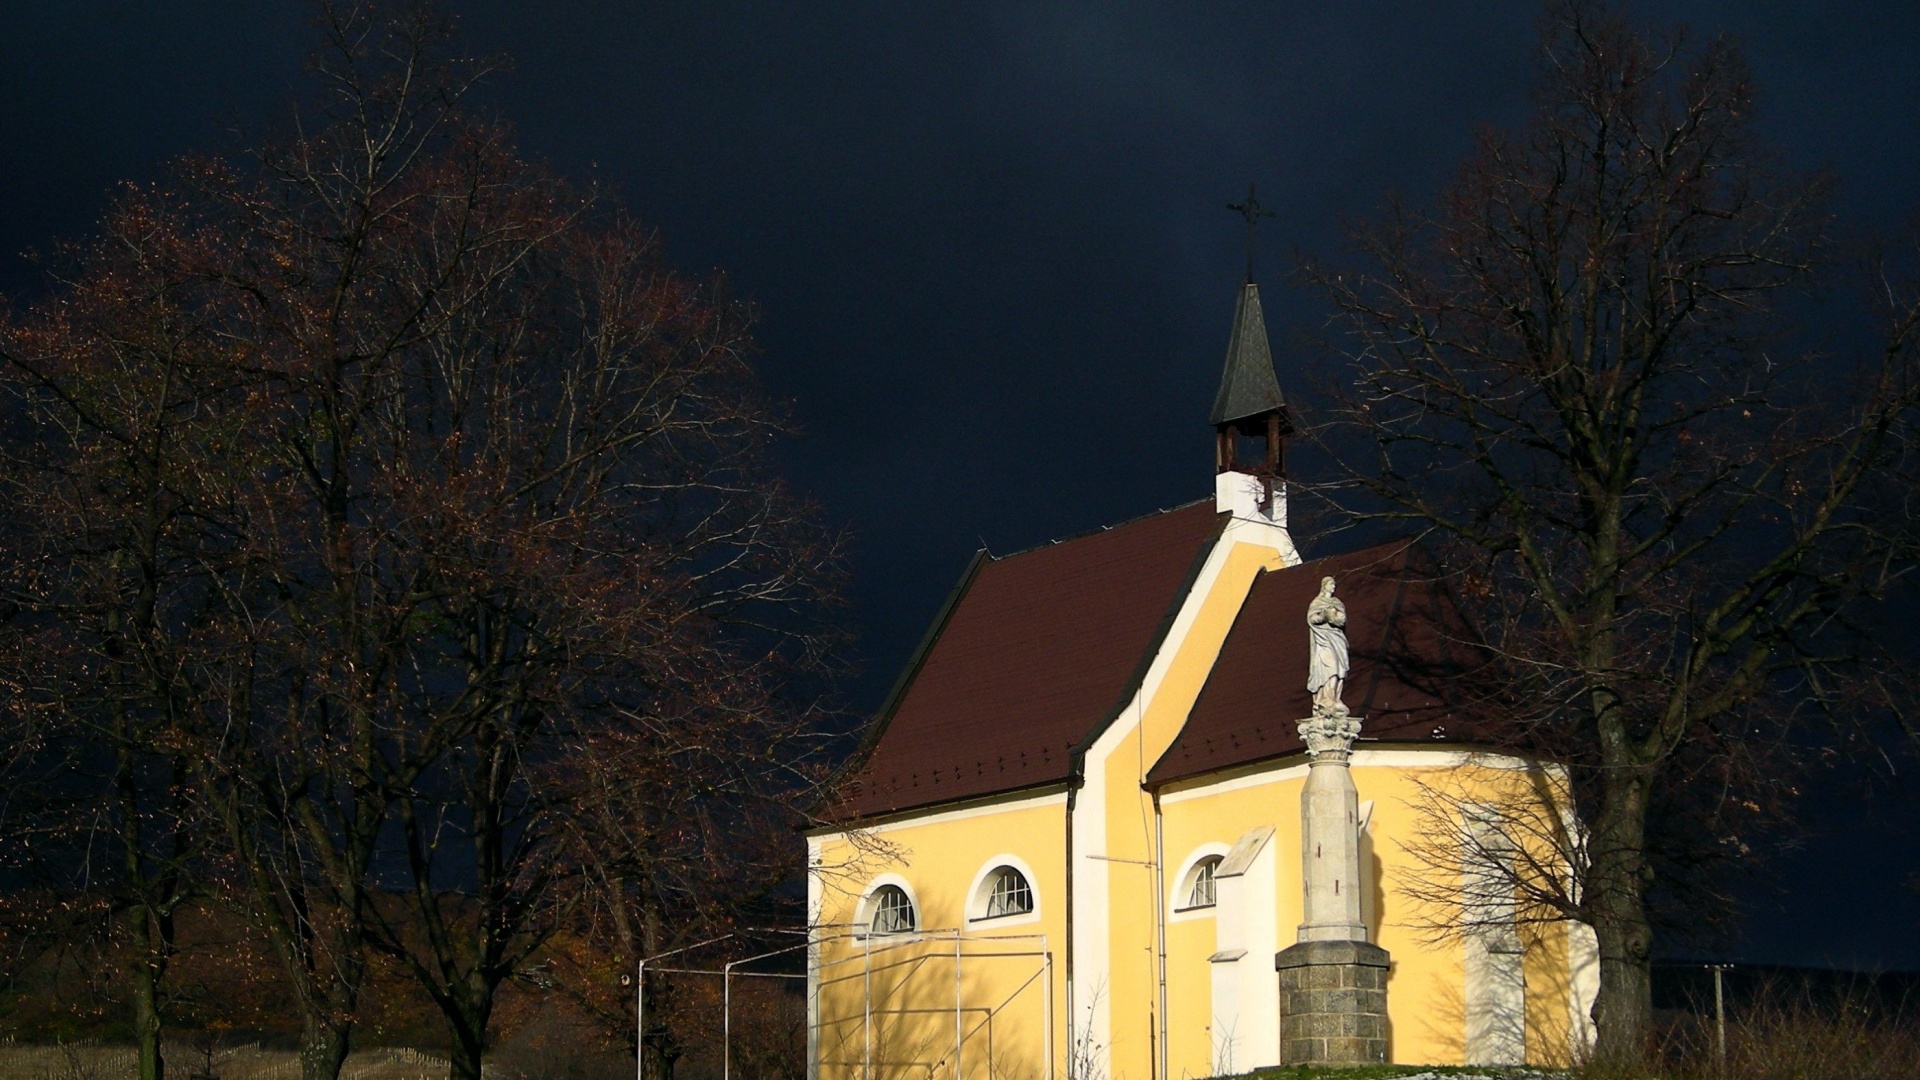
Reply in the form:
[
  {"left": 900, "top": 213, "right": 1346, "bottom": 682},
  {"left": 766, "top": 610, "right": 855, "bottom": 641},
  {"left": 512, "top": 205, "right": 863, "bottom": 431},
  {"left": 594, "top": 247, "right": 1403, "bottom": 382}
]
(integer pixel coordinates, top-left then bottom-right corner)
[
  {"left": 638, "top": 897, "right": 683, "bottom": 1080},
  {"left": 1586, "top": 764, "right": 1655, "bottom": 1063},
  {"left": 447, "top": 1030, "right": 485, "bottom": 1080},
  {"left": 1591, "top": 913, "right": 1654, "bottom": 1064},
  {"left": 443, "top": 988, "right": 493, "bottom": 1080},
  {"left": 297, "top": 938, "right": 363, "bottom": 1080},
  {"left": 642, "top": 980, "right": 685, "bottom": 1080},
  {"left": 130, "top": 929, "right": 166, "bottom": 1080},
  {"left": 644, "top": 1015, "right": 683, "bottom": 1080},
  {"left": 299, "top": 1015, "right": 352, "bottom": 1080},
  {"left": 121, "top": 761, "right": 175, "bottom": 1080}
]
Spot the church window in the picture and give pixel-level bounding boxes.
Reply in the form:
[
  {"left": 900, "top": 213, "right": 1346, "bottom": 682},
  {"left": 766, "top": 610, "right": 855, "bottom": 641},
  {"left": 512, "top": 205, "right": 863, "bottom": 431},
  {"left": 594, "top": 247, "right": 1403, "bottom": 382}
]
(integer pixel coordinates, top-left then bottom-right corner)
[
  {"left": 868, "top": 884, "right": 915, "bottom": 935},
  {"left": 982, "top": 867, "right": 1033, "bottom": 919},
  {"left": 1182, "top": 855, "right": 1222, "bottom": 910}
]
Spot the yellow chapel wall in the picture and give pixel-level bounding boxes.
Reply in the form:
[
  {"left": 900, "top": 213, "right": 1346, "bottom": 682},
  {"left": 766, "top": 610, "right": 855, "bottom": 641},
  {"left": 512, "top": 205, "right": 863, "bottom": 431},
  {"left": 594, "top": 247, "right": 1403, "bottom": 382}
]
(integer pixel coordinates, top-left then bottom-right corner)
[
  {"left": 1156, "top": 750, "right": 1584, "bottom": 1072},
  {"left": 810, "top": 791, "right": 1070, "bottom": 1080},
  {"left": 807, "top": 751, "right": 1585, "bottom": 1080}
]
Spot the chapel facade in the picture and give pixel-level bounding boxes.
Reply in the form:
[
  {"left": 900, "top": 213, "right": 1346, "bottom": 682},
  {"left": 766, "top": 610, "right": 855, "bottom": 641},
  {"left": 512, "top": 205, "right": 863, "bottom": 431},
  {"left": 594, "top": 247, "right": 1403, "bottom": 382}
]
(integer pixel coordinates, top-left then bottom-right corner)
[{"left": 805, "top": 279, "right": 1598, "bottom": 1079}]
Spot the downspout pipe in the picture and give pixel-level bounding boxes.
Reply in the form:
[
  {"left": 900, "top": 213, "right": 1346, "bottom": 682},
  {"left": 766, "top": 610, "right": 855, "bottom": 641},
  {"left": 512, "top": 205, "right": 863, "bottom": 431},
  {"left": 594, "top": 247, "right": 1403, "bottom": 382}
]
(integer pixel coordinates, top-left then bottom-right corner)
[
  {"left": 1153, "top": 791, "right": 1169, "bottom": 1080},
  {"left": 1064, "top": 780, "right": 1077, "bottom": 1080}
]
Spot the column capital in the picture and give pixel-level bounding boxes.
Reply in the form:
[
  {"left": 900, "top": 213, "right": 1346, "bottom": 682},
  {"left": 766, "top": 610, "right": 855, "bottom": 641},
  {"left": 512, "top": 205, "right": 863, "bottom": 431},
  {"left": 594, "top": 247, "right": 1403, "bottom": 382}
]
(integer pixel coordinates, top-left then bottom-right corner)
[{"left": 1297, "top": 709, "right": 1362, "bottom": 761}]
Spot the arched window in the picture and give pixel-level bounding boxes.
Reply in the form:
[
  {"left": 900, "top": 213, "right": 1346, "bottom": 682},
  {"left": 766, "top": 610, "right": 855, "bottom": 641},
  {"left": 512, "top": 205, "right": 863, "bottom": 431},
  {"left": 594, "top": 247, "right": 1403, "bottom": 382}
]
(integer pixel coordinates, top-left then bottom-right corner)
[
  {"left": 868, "top": 884, "right": 915, "bottom": 935},
  {"left": 966, "top": 856, "right": 1040, "bottom": 925},
  {"left": 981, "top": 866, "right": 1033, "bottom": 919},
  {"left": 1181, "top": 855, "right": 1222, "bottom": 910}
]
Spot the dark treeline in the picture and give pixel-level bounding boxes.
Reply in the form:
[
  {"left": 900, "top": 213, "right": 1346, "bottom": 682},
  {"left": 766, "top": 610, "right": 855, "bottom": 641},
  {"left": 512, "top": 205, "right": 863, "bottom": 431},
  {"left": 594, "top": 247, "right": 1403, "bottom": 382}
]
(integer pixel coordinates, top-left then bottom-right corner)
[{"left": 0, "top": 6, "right": 845, "bottom": 1080}]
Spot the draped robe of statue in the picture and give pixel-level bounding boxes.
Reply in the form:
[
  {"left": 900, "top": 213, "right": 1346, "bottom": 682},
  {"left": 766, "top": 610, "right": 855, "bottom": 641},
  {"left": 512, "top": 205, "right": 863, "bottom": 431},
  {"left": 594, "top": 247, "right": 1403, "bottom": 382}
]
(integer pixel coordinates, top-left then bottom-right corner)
[{"left": 1306, "top": 576, "right": 1350, "bottom": 717}]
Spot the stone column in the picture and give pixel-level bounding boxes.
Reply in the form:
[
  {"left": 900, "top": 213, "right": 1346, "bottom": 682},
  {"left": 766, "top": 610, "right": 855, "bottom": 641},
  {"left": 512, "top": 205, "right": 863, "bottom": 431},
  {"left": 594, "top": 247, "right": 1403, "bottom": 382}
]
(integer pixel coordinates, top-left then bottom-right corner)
[{"left": 1274, "top": 711, "right": 1390, "bottom": 1066}]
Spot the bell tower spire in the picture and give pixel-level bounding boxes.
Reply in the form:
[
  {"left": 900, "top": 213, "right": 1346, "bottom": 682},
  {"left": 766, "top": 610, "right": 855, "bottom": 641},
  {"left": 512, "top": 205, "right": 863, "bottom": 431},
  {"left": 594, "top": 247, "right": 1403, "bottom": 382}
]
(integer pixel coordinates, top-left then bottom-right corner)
[{"left": 1212, "top": 185, "right": 1293, "bottom": 522}]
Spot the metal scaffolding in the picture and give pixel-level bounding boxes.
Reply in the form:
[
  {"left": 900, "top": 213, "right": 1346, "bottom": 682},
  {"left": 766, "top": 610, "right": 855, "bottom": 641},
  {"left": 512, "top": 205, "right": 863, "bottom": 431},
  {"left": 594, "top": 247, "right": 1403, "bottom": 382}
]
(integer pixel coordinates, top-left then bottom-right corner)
[
  {"left": 811, "top": 927, "right": 1054, "bottom": 1080},
  {"left": 631, "top": 928, "right": 1053, "bottom": 1080}
]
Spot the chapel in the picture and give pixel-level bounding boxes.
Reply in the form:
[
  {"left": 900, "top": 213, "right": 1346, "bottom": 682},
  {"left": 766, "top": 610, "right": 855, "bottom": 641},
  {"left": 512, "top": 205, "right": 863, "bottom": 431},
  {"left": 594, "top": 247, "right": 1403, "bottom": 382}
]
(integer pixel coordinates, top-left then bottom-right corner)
[{"left": 805, "top": 274, "right": 1597, "bottom": 1079}]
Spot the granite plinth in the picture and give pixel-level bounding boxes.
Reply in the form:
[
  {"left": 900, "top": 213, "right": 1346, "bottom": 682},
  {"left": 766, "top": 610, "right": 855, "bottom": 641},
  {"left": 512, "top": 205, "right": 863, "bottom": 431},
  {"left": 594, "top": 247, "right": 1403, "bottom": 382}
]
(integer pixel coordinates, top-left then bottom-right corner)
[{"left": 1275, "top": 940, "right": 1391, "bottom": 1066}]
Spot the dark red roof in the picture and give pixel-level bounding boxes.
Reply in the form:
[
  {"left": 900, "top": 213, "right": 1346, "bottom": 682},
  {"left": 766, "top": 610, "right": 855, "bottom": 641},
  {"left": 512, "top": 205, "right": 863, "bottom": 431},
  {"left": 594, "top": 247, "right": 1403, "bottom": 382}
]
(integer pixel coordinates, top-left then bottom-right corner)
[
  {"left": 1145, "top": 540, "right": 1472, "bottom": 786},
  {"left": 831, "top": 501, "right": 1225, "bottom": 820}
]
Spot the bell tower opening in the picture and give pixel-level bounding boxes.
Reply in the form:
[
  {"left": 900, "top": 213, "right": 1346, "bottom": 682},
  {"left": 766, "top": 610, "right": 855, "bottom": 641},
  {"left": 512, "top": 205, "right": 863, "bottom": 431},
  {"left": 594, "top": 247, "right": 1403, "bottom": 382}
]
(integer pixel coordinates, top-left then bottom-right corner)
[{"left": 1215, "top": 410, "right": 1286, "bottom": 480}]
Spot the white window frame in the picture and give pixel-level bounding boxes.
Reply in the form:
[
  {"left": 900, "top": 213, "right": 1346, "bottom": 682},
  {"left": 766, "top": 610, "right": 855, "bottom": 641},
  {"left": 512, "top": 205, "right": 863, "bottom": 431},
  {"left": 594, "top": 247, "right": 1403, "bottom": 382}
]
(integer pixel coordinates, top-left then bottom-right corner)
[
  {"left": 965, "top": 854, "right": 1041, "bottom": 927},
  {"left": 855, "top": 874, "right": 921, "bottom": 939},
  {"left": 1169, "top": 843, "right": 1231, "bottom": 922}
]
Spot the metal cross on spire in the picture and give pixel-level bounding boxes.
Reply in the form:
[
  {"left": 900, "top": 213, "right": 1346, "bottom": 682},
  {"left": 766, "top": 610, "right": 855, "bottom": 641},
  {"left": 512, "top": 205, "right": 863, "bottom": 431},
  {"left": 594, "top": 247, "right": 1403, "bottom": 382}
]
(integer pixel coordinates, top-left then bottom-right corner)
[{"left": 1226, "top": 181, "right": 1276, "bottom": 284}]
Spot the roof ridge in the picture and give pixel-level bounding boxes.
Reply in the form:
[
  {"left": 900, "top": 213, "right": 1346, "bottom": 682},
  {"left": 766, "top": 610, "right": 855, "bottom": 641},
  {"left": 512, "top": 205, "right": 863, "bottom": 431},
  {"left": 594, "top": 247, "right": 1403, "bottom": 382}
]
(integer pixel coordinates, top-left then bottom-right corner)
[
  {"left": 1288, "top": 535, "right": 1417, "bottom": 570},
  {"left": 983, "top": 497, "right": 1216, "bottom": 563}
]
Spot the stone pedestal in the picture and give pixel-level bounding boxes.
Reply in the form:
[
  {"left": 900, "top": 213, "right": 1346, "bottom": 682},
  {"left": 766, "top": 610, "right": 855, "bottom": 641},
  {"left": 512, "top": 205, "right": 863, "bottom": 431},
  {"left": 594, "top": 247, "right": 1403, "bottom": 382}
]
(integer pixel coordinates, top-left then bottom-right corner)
[{"left": 1275, "top": 940, "right": 1391, "bottom": 1066}]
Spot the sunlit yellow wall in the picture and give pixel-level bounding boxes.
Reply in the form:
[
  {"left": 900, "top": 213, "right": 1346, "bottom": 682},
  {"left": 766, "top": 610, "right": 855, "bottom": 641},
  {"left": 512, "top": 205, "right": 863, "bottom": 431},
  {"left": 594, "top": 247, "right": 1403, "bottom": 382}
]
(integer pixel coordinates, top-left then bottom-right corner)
[
  {"left": 1159, "top": 766, "right": 1303, "bottom": 1077},
  {"left": 1140, "top": 542, "right": 1288, "bottom": 765},
  {"left": 1157, "top": 752, "right": 1582, "bottom": 1070},
  {"left": 810, "top": 752, "right": 1582, "bottom": 1079},
  {"left": 1100, "top": 540, "right": 1285, "bottom": 1080},
  {"left": 1525, "top": 914, "right": 1577, "bottom": 1066},
  {"left": 811, "top": 794, "right": 1068, "bottom": 1080}
]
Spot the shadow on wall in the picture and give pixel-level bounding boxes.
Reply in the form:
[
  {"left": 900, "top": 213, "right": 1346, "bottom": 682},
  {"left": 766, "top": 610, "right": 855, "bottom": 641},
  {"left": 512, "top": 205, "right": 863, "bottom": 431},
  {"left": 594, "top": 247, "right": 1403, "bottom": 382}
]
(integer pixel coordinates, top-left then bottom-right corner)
[
  {"left": 1360, "top": 816, "right": 1397, "bottom": 1060},
  {"left": 1388, "top": 913, "right": 1587, "bottom": 1068},
  {"left": 1410, "top": 966, "right": 1470, "bottom": 1066},
  {"left": 1383, "top": 758, "right": 1593, "bottom": 1068},
  {"left": 815, "top": 930, "right": 1055, "bottom": 1080}
]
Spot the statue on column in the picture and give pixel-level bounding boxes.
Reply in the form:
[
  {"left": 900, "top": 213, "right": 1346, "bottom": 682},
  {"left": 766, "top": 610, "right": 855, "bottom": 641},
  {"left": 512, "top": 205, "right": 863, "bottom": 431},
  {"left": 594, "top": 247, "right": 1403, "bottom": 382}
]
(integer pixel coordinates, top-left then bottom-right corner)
[
  {"left": 1306, "top": 576, "right": 1350, "bottom": 719},
  {"left": 1281, "top": 572, "right": 1389, "bottom": 1067}
]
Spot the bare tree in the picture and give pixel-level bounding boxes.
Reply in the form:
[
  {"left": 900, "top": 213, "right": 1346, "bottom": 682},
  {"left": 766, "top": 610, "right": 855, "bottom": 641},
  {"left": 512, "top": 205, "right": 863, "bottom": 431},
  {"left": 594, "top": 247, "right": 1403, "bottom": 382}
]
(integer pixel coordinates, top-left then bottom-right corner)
[
  {"left": 0, "top": 122, "right": 258, "bottom": 1079},
  {"left": 2, "top": 5, "right": 841, "bottom": 1080},
  {"left": 1304, "top": 0, "right": 1920, "bottom": 1061}
]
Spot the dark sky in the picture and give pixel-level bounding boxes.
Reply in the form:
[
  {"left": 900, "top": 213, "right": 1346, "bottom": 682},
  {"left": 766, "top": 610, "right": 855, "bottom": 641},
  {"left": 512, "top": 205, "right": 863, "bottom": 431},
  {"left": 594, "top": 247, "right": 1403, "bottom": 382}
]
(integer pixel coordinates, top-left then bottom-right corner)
[{"left": 4, "top": 1, "right": 1918, "bottom": 970}]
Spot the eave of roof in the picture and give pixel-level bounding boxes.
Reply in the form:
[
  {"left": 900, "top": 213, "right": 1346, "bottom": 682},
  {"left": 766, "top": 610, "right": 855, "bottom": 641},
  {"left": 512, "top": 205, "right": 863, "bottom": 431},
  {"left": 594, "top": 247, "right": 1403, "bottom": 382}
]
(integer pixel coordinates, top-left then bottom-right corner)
[
  {"left": 803, "top": 780, "right": 1074, "bottom": 837},
  {"left": 1146, "top": 739, "right": 1544, "bottom": 799}
]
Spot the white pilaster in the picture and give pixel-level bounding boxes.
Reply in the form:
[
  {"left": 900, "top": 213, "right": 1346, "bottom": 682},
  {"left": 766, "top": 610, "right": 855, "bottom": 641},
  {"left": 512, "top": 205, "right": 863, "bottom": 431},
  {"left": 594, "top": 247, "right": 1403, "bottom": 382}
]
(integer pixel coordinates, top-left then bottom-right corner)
[{"left": 1210, "top": 826, "right": 1279, "bottom": 1074}]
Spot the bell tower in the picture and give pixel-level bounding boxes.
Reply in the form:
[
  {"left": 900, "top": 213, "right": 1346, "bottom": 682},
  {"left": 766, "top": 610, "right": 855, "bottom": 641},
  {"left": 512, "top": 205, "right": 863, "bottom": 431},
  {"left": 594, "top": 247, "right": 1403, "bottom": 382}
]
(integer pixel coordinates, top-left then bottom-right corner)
[{"left": 1211, "top": 187, "right": 1293, "bottom": 522}]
